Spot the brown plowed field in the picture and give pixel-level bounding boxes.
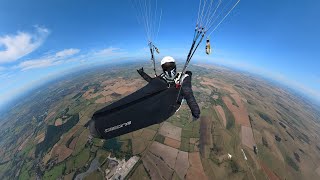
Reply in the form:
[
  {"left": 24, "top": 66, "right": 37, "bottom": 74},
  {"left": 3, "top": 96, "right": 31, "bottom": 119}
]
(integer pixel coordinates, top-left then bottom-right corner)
[
  {"left": 95, "top": 96, "right": 112, "bottom": 104},
  {"left": 190, "top": 138, "right": 198, "bottom": 145},
  {"left": 114, "top": 86, "right": 136, "bottom": 95},
  {"left": 132, "top": 129, "right": 144, "bottom": 138},
  {"left": 35, "top": 132, "right": 45, "bottom": 144},
  {"left": 159, "top": 122, "right": 182, "bottom": 141},
  {"left": 68, "top": 136, "right": 78, "bottom": 150},
  {"left": 316, "top": 166, "right": 320, "bottom": 177},
  {"left": 140, "top": 128, "right": 157, "bottom": 141},
  {"left": 18, "top": 135, "right": 31, "bottom": 151},
  {"left": 175, "top": 151, "right": 189, "bottom": 179},
  {"left": 54, "top": 118, "right": 62, "bottom": 126},
  {"left": 52, "top": 145, "right": 73, "bottom": 163},
  {"left": 61, "top": 126, "right": 81, "bottom": 145},
  {"left": 215, "top": 105, "right": 227, "bottom": 127},
  {"left": 145, "top": 151, "right": 174, "bottom": 180},
  {"left": 186, "top": 152, "right": 208, "bottom": 180},
  {"left": 190, "top": 138, "right": 200, "bottom": 152},
  {"left": 142, "top": 155, "right": 163, "bottom": 180},
  {"left": 164, "top": 137, "right": 181, "bottom": 149},
  {"left": 83, "top": 89, "right": 94, "bottom": 99},
  {"left": 149, "top": 142, "right": 179, "bottom": 169},
  {"left": 101, "top": 90, "right": 113, "bottom": 96},
  {"left": 200, "top": 77, "right": 224, "bottom": 89},
  {"left": 44, "top": 111, "right": 56, "bottom": 122},
  {"left": 241, "top": 126, "right": 255, "bottom": 150},
  {"left": 132, "top": 138, "right": 146, "bottom": 155},
  {"left": 223, "top": 96, "right": 250, "bottom": 127},
  {"left": 200, "top": 116, "right": 212, "bottom": 157},
  {"left": 259, "top": 161, "right": 280, "bottom": 180},
  {"left": 263, "top": 130, "right": 284, "bottom": 162}
]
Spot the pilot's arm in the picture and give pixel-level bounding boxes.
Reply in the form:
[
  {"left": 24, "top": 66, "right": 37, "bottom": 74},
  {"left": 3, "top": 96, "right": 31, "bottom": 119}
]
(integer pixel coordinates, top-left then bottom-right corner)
[
  {"left": 137, "top": 67, "right": 153, "bottom": 82},
  {"left": 181, "top": 71, "right": 200, "bottom": 120}
]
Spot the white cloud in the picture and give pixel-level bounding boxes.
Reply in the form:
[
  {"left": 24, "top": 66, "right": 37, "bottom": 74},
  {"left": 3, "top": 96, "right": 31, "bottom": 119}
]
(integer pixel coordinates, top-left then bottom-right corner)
[
  {"left": 0, "top": 46, "right": 129, "bottom": 109},
  {"left": 55, "top": 48, "right": 80, "bottom": 57},
  {"left": 14, "top": 47, "right": 127, "bottom": 71},
  {"left": 94, "top": 47, "right": 127, "bottom": 57},
  {"left": 18, "top": 58, "right": 57, "bottom": 71},
  {"left": 0, "top": 26, "right": 49, "bottom": 64},
  {"left": 17, "top": 48, "right": 80, "bottom": 71}
]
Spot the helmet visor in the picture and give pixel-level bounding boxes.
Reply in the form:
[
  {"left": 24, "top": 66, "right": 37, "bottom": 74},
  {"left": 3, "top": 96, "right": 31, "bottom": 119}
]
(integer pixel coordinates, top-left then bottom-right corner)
[{"left": 161, "top": 62, "right": 176, "bottom": 71}]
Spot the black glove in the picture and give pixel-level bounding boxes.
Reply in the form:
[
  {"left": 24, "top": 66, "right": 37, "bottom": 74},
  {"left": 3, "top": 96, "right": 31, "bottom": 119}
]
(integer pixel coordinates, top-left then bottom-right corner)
[
  {"left": 185, "top": 71, "right": 192, "bottom": 76},
  {"left": 137, "top": 67, "right": 144, "bottom": 74},
  {"left": 192, "top": 116, "right": 199, "bottom": 121}
]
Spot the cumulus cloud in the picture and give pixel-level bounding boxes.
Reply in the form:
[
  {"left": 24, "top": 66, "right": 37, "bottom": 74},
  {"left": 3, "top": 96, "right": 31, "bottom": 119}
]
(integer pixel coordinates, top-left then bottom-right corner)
[
  {"left": 55, "top": 48, "right": 80, "bottom": 57},
  {"left": 0, "top": 26, "right": 49, "bottom": 64}
]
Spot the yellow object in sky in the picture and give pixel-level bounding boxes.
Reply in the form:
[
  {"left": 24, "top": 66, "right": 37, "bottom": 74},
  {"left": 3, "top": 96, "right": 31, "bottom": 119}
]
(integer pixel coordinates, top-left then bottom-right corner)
[{"left": 206, "top": 38, "right": 212, "bottom": 55}]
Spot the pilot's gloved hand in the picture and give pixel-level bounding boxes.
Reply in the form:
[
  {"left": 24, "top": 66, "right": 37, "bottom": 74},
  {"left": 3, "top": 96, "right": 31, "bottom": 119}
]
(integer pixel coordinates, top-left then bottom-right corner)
[
  {"left": 192, "top": 116, "right": 199, "bottom": 121},
  {"left": 137, "top": 67, "right": 144, "bottom": 74},
  {"left": 185, "top": 71, "right": 192, "bottom": 76}
]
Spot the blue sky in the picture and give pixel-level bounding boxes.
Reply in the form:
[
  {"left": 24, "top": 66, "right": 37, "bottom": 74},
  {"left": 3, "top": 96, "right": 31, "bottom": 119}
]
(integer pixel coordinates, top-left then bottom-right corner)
[{"left": 0, "top": 0, "right": 320, "bottom": 109}]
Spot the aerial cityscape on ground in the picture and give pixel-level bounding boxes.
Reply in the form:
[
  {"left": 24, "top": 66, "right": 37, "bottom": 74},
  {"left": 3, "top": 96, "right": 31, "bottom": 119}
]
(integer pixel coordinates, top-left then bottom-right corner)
[{"left": 0, "top": 63, "right": 319, "bottom": 180}]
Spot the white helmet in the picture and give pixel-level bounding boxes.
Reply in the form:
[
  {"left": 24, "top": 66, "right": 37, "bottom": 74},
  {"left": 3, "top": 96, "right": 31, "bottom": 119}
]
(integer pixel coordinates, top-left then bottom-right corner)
[
  {"left": 161, "top": 56, "right": 176, "bottom": 80},
  {"left": 161, "top": 56, "right": 175, "bottom": 65}
]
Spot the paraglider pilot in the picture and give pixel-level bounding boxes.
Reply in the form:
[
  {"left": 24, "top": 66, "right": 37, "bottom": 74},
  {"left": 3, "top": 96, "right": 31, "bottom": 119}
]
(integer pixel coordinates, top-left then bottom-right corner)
[
  {"left": 87, "top": 56, "right": 201, "bottom": 140},
  {"left": 137, "top": 56, "right": 200, "bottom": 120}
]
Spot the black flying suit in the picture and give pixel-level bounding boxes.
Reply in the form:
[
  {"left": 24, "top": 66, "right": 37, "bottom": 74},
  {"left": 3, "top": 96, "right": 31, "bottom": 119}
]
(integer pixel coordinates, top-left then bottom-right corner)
[
  {"left": 137, "top": 69, "right": 200, "bottom": 119},
  {"left": 89, "top": 69, "right": 201, "bottom": 140}
]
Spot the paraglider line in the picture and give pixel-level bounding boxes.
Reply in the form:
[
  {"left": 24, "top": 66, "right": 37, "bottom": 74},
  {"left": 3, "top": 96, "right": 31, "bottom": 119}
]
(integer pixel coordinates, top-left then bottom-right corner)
[
  {"left": 208, "top": 0, "right": 240, "bottom": 36},
  {"left": 196, "top": 0, "right": 202, "bottom": 25},
  {"left": 205, "top": 0, "right": 222, "bottom": 30},
  {"left": 202, "top": 0, "right": 214, "bottom": 28},
  {"left": 188, "top": 33, "right": 205, "bottom": 64},
  {"left": 156, "top": 9, "right": 162, "bottom": 42},
  {"left": 199, "top": 0, "right": 208, "bottom": 27}
]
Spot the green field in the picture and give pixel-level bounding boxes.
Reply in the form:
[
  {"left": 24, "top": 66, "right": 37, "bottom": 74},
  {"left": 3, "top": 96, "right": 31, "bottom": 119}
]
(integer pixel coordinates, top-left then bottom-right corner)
[
  {"left": 210, "top": 94, "right": 235, "bottom": 130},
  {"left": 72, "top": 129, "right": 89, "bottom": 155},
  {"left": 129, "top": 162, "right": 150, "bottom": 180},
  {"left": 257, "top": 144, "right": 286, "bottom": 178},
  {"left": 84, "top": 171, "right": 103, "bottom": 180},
  {"left": 285, "top": 156, "right": 299, "bottom": 171},
  {"left": 180, "top": 137, "right": 190, "bottom": 152},
  {"left": 18, "top": 161, "right": 34, "bottom": 180},
  {"left": 155, "top": 134, "right": 165, "bottom": 144},
  {"left": 43, "top": 163, "right": 65, "bottom": 180},
  {"left": 66, "top": 148, "right": 90, "bottom": 173}
]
